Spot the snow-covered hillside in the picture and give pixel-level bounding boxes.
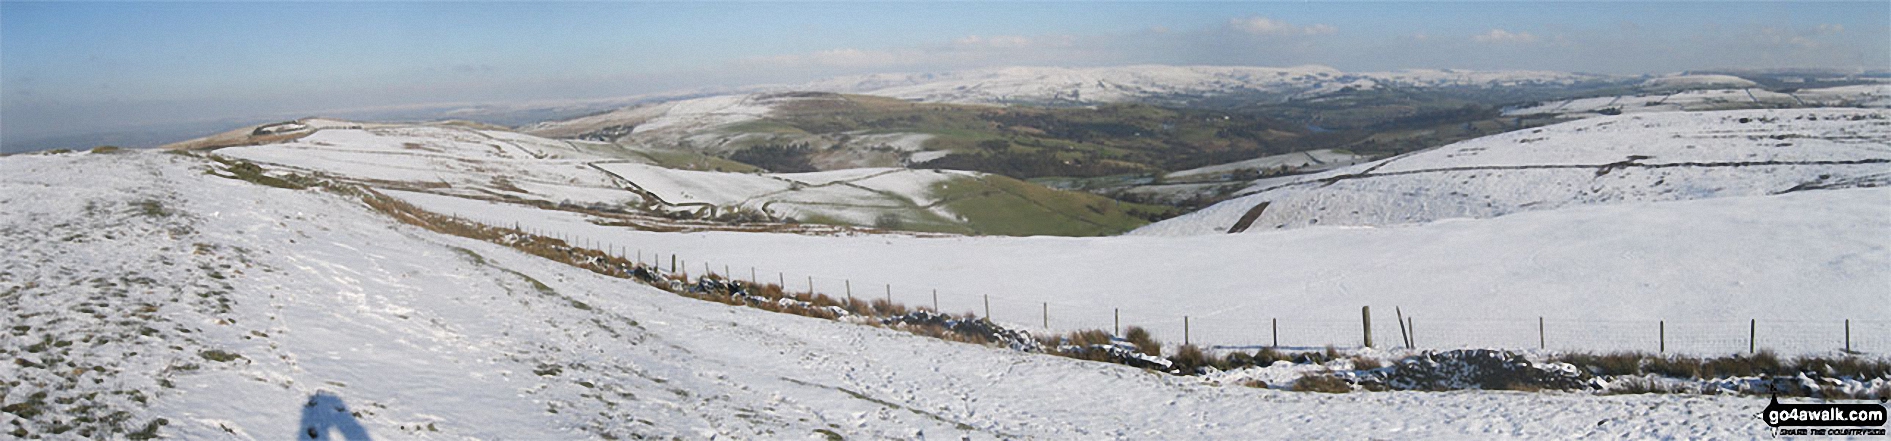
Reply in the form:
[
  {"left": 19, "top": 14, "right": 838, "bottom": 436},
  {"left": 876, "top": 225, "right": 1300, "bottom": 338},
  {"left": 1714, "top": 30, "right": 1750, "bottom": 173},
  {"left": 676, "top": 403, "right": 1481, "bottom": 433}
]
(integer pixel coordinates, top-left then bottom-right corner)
[
  {"left": 3, "top": 150, "right": 1799, "bottom": 439},
  {"left": 210, "top": 121, "right": 1042, "bottom": 233},
  {"left": 584, "top": 163, "right": 981, "bottom": 227},
  {"left": 797, "top": 65, "right": 1613, "bottom": 105},
  {"left": 523, "top": 93, "right": 791, "bottom": 142},
  {"left": 1136, "top": 109, "right": 1891, "bottom": 235},
  {"left": 389, "top": 173, "right": 1890, "bottom": 358},
  {"left": 1504, "top": 84, "right": 1890, "bottom": 119},
  {"left": 216, "top": 122, "right": 646, "bottom": 209},
  {"left": 518, "top": 65, "right": 1621, "bottom": 152}
]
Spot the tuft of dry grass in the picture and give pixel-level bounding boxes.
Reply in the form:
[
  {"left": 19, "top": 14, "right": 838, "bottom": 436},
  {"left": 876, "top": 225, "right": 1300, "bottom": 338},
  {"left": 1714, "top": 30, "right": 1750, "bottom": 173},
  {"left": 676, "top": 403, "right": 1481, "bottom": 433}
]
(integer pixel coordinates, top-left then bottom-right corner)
[
  {"left": 1169, "top": 344, "right": 1223, "bottom": 373},
  {"left": 1123, "top": 326, "right": 1161, "bottom": 357},
  {"left": 1795, "top": 355, "right": 1891, "bottom": 379},
  {"left": 1293, "top": 372, "right": 1352, "bottom": 393},
  {"left": 1561, "top": 351, "right": 1644, "bottom": 376},
  {"left": 1252, "top": 347, "right": 1288, "bottom": 366},
  {"left": 1350, "top": 356, "right": 1383, "bottom": 371}
]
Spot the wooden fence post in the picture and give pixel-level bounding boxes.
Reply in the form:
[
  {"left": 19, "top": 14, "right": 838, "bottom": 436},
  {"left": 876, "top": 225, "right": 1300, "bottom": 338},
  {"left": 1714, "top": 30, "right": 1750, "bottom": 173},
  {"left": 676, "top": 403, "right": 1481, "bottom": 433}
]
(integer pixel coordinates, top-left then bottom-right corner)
[
  {"left": 1272, "top": 318, "right": 1278, "bottom": 348},
  {"left": 807, "top": 276, "right": 813, "bottom": 294},
  {"left": 1114, "top": 308, "right": 1120, "bottom": 335},
  {"left": 932, "top": 289, "right": 938, "bottom": 312},
  {"left": 1659, "top": 320, "right": 1665, "bottom": 353},
  {"left": 1042, "top": 302, "right": 1048, "bottom": 329},
  {"left": 1396, "top": 306, "right": 1409, "bottom": 348},
  {"left": 1407, "top": 317, "right": 1415, "bottom": 348},
  {"left": 1361, "top": 306, "right": 1373, "bottom": 348},
  {"left": 1845, "top": 319, "right": 1852, "bottom": 353},
  {"left": 670, "top": 254, "right": 676, "bottom": 273},
  {"left": 1539, "top": 317, "right": 1545, "bottom": 350},
  {"left": 886, "top": 284, "right": 892, "bottom": 304},
  {"left": 1184, "top": 316, "right": 1191, "bottom": 346},
  {"left": 983, "top": 294, "right": 990, "bottom": 320},
  {"left": 845, "top": 280, "right": 852, "bottom": 301},
  {"left": 1750, "top": 319, "right": 1756, "bottom": 354}
]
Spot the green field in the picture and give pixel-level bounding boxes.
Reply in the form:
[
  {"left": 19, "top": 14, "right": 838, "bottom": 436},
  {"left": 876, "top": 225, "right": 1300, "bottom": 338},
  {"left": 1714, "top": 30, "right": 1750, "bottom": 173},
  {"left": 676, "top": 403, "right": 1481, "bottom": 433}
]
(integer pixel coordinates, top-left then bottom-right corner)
[{"left": 927, "top": 175, "right": 1172, "bottom": 236}]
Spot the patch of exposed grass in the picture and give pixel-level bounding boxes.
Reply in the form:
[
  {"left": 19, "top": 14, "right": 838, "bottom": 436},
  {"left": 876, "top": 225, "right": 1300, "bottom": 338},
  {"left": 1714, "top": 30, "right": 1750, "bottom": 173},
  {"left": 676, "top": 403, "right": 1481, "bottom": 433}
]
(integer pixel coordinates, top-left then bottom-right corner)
[
  {"left": 1293, "top": 372, "right": 1352, "bottom": 393},
  {"left": 930, "top": 175, "right": 1161, "bottom": 236},
  {"left": 204, "top": 156, "right": 310, "bottom": 189},
  {"left": 133, "top": 200, "right": 169, "bottom": 218},
  {"left": 199, "top": 349, "right": 243, "bottom": 362}
]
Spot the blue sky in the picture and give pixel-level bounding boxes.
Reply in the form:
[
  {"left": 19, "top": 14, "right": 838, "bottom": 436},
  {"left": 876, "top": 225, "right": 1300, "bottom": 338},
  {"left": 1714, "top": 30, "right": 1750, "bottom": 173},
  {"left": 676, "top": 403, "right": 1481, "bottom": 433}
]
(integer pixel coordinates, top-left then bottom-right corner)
[{"left": 3, "top": 1, "right": 1886, "bottom": 147}]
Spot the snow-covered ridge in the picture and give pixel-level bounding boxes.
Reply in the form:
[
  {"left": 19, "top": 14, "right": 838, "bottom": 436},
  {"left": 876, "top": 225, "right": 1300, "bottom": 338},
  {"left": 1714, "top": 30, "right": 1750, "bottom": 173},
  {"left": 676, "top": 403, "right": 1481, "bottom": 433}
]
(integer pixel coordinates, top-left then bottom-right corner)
[
  {"left": 1134, "top": 108, "right": 1891, "bottom": 236},
  {"left": 1641, "top": 74, "right": 1760, "bottom": 90},
  {"left": 524, "top": 93, "right": 839, "bottom": 141}
]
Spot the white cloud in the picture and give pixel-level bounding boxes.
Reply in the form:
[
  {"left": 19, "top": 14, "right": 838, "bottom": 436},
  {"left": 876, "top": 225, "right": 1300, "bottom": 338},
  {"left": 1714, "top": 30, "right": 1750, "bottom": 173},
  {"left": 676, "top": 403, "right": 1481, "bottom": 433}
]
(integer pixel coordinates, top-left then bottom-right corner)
[
  {"left": 953, "top": 35, "right": 1038, "bottom": 49},
  {"left": 1229, "top": 16, "right": 1338, "bottom": 36},
  {"left": 1471, "top": 29, "right": 1539, "bottom": 44},
  {"left": 1814, "top": 24, "right": 1844, "bottom": 35},
  {"left": 742, "top": 34, "right": 1089, "bottom": 71}
]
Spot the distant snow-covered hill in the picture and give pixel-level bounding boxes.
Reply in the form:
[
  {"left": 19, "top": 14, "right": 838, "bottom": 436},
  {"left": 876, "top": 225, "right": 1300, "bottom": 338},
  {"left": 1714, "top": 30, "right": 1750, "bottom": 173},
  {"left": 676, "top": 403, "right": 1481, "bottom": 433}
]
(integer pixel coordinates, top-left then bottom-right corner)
[
  {"left": 1134, "top": 108, "right": 1891, "bottom": 236},
  {"left": 796, "top": 65, "right": 1614, "bottom": 105},
  {"left": 522, "top": 65, "right": 1622, "bottom": 146}
]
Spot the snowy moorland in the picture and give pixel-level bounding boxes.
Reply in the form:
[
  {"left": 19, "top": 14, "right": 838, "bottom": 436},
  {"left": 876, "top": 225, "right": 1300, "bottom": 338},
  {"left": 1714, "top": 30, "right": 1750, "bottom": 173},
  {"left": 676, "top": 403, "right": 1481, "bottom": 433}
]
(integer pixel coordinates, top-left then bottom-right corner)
[
  {"left": 1137, "top": 108, "right": 1891, "bottom": 235},
  {"left": 1502, "top": 84, "right": 1890, "bottom": 119},
  {"left": 210, "top": 122, "right": 1134, "bottom": 235},
  {"left": 795, "top": 65, "right": 1613, "bottom": 105},
  {"left": 0, "top": 150, "right": 1807, "bottom": 439},
  {"left": 215, "top": 123, "right": 644, "bottom": 209}
]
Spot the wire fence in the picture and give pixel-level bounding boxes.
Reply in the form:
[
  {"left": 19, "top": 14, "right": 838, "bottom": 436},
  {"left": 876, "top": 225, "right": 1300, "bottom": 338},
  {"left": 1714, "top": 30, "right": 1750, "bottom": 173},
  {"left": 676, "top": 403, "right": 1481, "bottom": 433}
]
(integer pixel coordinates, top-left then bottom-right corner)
[
  {"left": 455, "top": 210, "right": 1890, "bottom": 357},
  {"left": 632, "top": 251, "right": 1889, "bottom": 357}
]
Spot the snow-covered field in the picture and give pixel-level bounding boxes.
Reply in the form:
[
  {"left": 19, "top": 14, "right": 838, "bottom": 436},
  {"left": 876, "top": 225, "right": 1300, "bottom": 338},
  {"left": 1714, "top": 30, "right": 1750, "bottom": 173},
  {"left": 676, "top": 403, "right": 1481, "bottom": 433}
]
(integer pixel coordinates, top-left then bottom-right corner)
[
  {"left": 2, "top": 150, "right": 1803, "bottom": 439},
  {"left": 1139, "top": 109, "right": 1891, "bottom": 234}
]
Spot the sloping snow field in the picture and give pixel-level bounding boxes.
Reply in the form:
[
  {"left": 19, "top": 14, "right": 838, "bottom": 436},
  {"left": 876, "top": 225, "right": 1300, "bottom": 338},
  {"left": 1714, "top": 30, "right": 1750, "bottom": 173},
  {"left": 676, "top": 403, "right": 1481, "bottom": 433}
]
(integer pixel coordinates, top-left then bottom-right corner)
[
  {"left": 217, "top": 125, "right": 643, "bottom": 208},
  {"left": 2, "top": 151, "right": 1799, "bottom": 439},
  {"left": 390, "top": 183, "right": 1889, "bottom": 358},
  {"left": 1137, "top": 109, "right": 1891, "bottom": 235}
]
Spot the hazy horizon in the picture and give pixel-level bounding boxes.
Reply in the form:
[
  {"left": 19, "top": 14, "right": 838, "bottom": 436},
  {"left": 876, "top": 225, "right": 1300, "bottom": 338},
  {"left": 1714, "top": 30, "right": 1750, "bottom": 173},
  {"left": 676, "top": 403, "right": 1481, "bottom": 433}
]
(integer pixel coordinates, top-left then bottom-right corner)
[{"left": 4, "top": 1, "right": 1887, "bottom": 152}]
